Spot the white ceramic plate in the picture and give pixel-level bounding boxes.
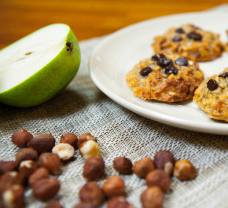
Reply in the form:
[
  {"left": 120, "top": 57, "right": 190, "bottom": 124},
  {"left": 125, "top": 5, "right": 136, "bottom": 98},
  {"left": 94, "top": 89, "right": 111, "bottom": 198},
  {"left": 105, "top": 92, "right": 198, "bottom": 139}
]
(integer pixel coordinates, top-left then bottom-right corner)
[{"left": 89, "top": 11, "right": 228, "bottom": 135}]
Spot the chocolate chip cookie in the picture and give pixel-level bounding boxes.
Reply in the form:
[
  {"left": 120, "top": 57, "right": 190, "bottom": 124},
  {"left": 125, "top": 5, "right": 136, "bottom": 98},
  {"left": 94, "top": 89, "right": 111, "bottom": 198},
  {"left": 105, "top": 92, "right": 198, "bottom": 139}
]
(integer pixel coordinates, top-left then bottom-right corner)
[
  {"left": 126, "top": 53, "right": 204, "bottom": 102},
  {"left": 194, "top": 69, "right": 228, "bottom": 122},
  {"left": 152, "top": 24, "right": 224, "bottom": 62}
]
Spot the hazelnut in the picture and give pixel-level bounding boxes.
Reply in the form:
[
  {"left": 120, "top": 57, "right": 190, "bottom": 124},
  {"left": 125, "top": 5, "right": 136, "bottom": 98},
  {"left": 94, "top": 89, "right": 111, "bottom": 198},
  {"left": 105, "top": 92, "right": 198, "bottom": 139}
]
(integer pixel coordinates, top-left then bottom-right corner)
[
  {"left": 52, "top": 143, "right": 75, "bottom": 161},
  {"left": 146, "top": 170, "right": 171, "bottom": 192},
  {"left": 102, "top": 176, "right": 125, "bottom": 198},
  {"left": 133, "top": 157, "right": 155, "bottom": 178},
  {"left": 15, "top": 148, "right": 38, "bottom": 164},
  {"left": 11, "top": 129, "right": 33, "bottom": 148},
  {"left": 60, "top": 133, "right": 78, "bottom": 149},
  {"left": 78, "top": 133, "right": 96, "bottom": 147},
  {"left": 29, "top": 167, "right": 49, "bottom": 186},
  {"left": 113, "top": 157, "right": 133, "bottom": 175},
  {"left": 45, "top": 200, "right": 63, "bottom": 208},
  {"left": 74, "top": 203, "right": 97, "bottom": 208},
  {"left": 154, "top": 150, "right": 175, "bottom": 176},
  {"left": 19, "top": 160, "right": 38, "bottom": 179},
  {"left": 79, "top": 182, "right": 105, "bottom": 206},
  {"left": 32, "top": 178, "right": 60, "bottom": 201},
  {"left": 83, "top": 156, "right": 105, "bottom": 181},
  {"left": 28, "top": 133, "right": 55, "bottom": 153},
  {"left": 174, "top": 159, "right": 197, "bottom": 181},
  {"left": 2, "top": 185, "right": 24, "bottom": 208},
  {"left": 80, "top": 140, "right": 101, "bottom": 159},
  {"left": 140, "top": 187, "right": 164, "bottom": 208},
  {"left": 0, "top": 161, "right": 17, "bottom": 175},
  {"left": 0, "top": 172, "right": 23, "bottom": 195},
  {"left": 107, "top": 197, "right": 133, "bottom": 208},
  {"left": 39, "top": 153, "right": 62, "bottom": 175}
]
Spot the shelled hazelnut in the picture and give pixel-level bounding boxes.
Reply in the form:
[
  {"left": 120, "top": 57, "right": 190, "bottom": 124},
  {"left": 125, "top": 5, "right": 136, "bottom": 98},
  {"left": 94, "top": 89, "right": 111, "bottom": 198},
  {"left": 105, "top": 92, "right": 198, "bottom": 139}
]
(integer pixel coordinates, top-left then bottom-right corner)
[
  {"left": 83, "top": 156, "right": 105, "bottom": 181},
  {"left": 154, "top": 150, "right": 175, "bottom": 176},
  {"left": 28, "top": 133, "right": 55, "bottom": 153},
  {"left": 79, "top": 133, "right": 100, "bottom": 159},
  {"left": 60, "top": 133, "right": 78, "bottom": 150},
  {"left": 174, "top": 159, "right": 197, "bottom": 181},
  {"left": 141, "top": 186, "right": 164, "bottom": 208},
  {"left": 146, "top": 170, "right": 171, "bottom": 192},
  {"left": 15, "top": 148, "right": 38, "bottom": 164},
  {"left": 107, "top": 197, "right": 133, "bottom": 208},
  {"left": 79, "top": 182, "right": 105, "bottom": 206},
  {"left": 28, "top": 167, "right": 49, "bottom": 186},
  {"left": 32, "top": 178, "right": 60, "bottom": 201},
  {"left": 2, "top": 185, "right": 24, "bottom": 208},
  {"left": 11, "top": 129, "right": 33, "bottom": 148},
  {"left": 45, "top": 200, "right": 64, "bottom": 208},
  {"left": 19, "top": 160, "right": 38, "bottom": 179},
  {"left": 39, "top": 153, "right": 62, "bottom": 175},
  {"left": 133, "top": 157, "right": 155, "bottom": 178},
  {"left": 102, "top": 176, "right": 125, "bottom": 198},
  {"left": 52, "top": 143, "right": 75, "bottom": 161},
  {"left": 113, "top": 157, "right": 133, "bottom": 175},
  {"left": 0, "top": 161, "right": 17, "bottom": 175}
]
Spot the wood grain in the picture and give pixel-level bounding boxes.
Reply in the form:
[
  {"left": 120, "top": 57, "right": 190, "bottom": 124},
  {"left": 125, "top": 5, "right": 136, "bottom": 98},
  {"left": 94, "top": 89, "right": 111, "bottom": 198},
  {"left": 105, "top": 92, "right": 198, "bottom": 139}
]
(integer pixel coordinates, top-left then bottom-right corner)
[{"left": 0, "top": 0, "right": 226, "bottom": 48}]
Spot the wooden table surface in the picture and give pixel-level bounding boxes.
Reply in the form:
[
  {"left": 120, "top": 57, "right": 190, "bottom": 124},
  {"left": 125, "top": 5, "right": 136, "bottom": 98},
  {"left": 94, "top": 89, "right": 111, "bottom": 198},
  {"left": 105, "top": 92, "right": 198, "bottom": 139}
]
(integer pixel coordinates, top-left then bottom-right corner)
[{"left": 0, "top": 0, "right": 227, "bottom": 48}]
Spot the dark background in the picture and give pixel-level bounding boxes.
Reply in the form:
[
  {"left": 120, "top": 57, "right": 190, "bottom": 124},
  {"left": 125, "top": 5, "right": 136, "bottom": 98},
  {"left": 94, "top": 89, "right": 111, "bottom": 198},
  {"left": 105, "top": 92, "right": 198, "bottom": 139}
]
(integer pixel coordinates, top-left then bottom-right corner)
[{"left": 0, "top": 0, "right": 227, "bottom": 47}]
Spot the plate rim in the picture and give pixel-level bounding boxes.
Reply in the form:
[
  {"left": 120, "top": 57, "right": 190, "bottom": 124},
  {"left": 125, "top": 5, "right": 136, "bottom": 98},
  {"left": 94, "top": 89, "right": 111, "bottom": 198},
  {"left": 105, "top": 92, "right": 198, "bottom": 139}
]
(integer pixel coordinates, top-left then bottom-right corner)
[{"left": 89, "top": 11, "right": 228, "bottom": 135}]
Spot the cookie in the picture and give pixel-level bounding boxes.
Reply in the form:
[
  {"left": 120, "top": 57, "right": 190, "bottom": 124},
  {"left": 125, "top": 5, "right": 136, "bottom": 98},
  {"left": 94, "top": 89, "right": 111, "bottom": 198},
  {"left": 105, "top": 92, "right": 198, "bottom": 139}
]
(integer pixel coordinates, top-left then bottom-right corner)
[
  {"left": 194, "top": 69, "right": 228, "bottom": 122},
  {"left": 126, "top": 53, "right": 204, "bottom": 102},
  {"left": 152, "top": 24, "right": 224, "bottom": 62}
]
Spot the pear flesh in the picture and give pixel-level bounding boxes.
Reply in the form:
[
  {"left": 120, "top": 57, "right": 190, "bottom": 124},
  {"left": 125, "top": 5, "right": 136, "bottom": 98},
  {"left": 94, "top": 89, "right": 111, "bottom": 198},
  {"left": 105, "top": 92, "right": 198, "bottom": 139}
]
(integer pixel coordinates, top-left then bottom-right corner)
[{"left": 0, "top": 24, "right": 80, "bottom": 107}]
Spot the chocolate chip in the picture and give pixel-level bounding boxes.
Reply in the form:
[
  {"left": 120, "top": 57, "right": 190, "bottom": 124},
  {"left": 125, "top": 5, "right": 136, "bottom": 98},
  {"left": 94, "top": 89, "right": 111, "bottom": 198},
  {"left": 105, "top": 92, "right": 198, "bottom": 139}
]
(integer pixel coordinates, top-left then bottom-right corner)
[
  {"left": 172, "top": 36, "right": 182, "bottom": 42},
  {"left": 175, "top": 57, "right": 188, "bottom": 66},
  {"left": 207, "top": 79, "right": 218, "bottom": 91},
  {"left": 151, "top": 54, "right": 160, "bottom": 62},
  {"left": 164, "top": 65, "right": 178, "bottom": 75},
  {"left": 175, "top": 28, "right": 185, "bottom": 34},
  {"left": 140, "top": 67, "right": 153, "bottom": 77},
  {"left": 187, "top": 32, "right": 202, "bottom": 41},
  {"left": 219, "top": 72, "right": 228, "bottom": 78}
]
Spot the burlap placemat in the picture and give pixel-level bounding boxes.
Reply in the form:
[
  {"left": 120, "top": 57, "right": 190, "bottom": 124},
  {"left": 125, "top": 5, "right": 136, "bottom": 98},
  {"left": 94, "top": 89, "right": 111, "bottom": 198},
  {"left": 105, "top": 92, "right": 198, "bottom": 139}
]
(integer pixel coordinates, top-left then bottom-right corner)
[{"left": 1, "top": 5, "right": 228, "bottom": 208}]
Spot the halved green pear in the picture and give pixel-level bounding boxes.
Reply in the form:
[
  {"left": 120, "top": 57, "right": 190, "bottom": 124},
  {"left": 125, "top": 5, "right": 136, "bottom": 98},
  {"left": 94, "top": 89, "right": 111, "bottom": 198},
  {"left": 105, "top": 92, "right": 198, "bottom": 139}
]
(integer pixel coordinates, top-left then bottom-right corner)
[{"left": 0, "top": 23, "right": 80, "bottom": 107}]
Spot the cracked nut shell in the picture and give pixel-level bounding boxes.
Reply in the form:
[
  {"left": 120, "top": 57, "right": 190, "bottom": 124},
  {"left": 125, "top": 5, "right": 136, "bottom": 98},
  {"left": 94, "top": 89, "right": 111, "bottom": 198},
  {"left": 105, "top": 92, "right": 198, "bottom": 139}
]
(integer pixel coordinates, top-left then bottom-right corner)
[
  {"left": 79, "top": 182, "right": 105, "bottom": 206},
  {"left": 32, "top": 178, "right": 60, "bottom": 201},
  {"left": 83, "top": 156, "right": 105, "bottom": 181},
  {"left": 39, "top": 153, "right": 61, "bottom": 175},
  {"left": 146, "top": 170, "right": 171, "bottom": 192},
  {"left": 28, "top": 133, "right": 55, "bottom": 153},
  {"left": 174, "top": 159, "right": 197, "bottom": 181},
  {"left": 102, "top": 176, "right": 125, "bottom": 198},
  {"left": 113, "top": 157, "right": 133, "bottom": 175},
  {"left": 11, "top": 129, "right": 33, "bottom": 148},
  {"left": 133, "top": 157, "right": 155, "bottom": 178}
]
